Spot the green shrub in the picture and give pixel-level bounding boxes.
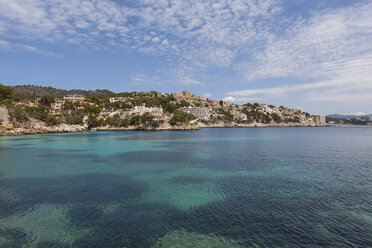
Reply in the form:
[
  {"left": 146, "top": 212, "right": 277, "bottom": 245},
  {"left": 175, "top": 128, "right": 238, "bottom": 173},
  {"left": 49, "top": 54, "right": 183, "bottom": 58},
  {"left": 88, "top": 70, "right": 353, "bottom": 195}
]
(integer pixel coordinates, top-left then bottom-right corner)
[
  {"left": 106, "top": 114, "right": 121, "bottom": 127},
  {"left": 170, "top": 110, "right": 195, "bottom": 125},
  {"left": 83, "top": 104, "right": 102, "bottom": 115},
  {"left": 10, "top": 106, "right": 28, "bottom": 122},
  {"left": 65, "top": 111, "right": 84, "bottom": 125},
  {"left": 177, "top": 100, "right": 190, "bottom": 108},
  {"left": 45, "top": 115, "right": 61, "bottom": 126},
  {"left": 120, "top": 118, "right": 130, "bottom": 127},
  {"left": 87, "top": 115, "right": 105, "bottom": 128},
  {"left": 0, "top": 83, "right": 14, "bottom": 101},
  {"left": 39, "top": 95, "right": 55, "bottom": 107},
  {"left": 130, "top": 115, "right": 140, "bottom": 126},
  {"left": 271, "top": 113, "right": 281, "bottom": 123}
]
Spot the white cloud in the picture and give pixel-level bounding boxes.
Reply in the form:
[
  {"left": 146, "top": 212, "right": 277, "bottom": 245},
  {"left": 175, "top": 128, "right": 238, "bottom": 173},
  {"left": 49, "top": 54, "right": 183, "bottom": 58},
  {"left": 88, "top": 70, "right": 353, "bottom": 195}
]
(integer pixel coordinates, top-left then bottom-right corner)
[
  {"left": 130, "top": 72, "right": 162, "bottom": 86},
  {"left": 161, "top": 39, "right": 169, "bottom": 46},
  {"left": 0, "top": 0, "right": 371, "bottom": 109},
  {"left": 227, "top": 2, "right": 372, "bottom": 104},
  {"left": 152, "top": 37, "right": 160, "bottom": 43},
  {"left": 0, "top": 38, "right": 63, "bottom": 57},
  {"left": 0, "top": 0, "right": 279, "bottom": 61},
  {"left": 178, "top": 77, "right": 205, "bottom": 86},
  {"left": 241, "top": 1, "right": 372, "bottom": 81}
]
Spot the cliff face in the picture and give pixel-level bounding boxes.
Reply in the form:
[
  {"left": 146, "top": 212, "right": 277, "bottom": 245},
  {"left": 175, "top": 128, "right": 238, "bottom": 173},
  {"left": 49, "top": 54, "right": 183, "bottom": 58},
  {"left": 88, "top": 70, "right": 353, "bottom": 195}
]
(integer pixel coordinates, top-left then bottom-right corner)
[
  {"left": 0, "top": 106, "right": 10, "bottom": 124},
  {"left": 0, "top": 106, "right": 86, "bottom": 136}
]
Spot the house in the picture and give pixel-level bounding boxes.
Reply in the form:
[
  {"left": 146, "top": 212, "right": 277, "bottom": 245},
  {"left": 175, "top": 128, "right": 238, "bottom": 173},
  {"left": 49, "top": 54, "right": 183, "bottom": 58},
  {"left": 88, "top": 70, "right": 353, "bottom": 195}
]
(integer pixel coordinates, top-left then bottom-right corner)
[
  {"left": 110, "top": 98, "right": 119, "bottom": 103},
  {"left": 315, "top": 115, "right": 326, "bottom": 124},
  {"left": 180, "top": 106, "right": 211, "bottom": 121},
  {"left": 109, "top": 97, "right": 126, "bottom": 103},
  {"left": 63, "top": 94, "right": 85, "bottom": 103},
  {"left": 132, "top": 91, "right": 156, "bottom": 97},
  {"left": 130, "top": 105, "right": 163, "bottom": 118},
  {"left": 232, "top": 110, "right": 247, "bottom": 121},
  {"left": 51, "top": 98, "right": 64, "bottom": 110}
]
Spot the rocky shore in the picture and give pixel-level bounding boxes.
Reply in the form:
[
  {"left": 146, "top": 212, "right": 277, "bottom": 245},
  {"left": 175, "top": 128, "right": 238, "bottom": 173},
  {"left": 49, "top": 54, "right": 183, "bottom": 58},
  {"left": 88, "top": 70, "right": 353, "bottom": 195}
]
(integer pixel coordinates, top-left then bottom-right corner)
[{"left": 1, "top": 120, "right": 328, "bottom": 137}]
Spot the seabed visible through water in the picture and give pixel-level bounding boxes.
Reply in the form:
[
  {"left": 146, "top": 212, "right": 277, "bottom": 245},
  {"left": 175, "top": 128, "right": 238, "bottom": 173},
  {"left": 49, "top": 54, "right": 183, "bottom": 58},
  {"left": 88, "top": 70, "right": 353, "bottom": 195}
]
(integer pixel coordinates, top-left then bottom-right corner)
[{"left": 0, "top": 127, "right": 371, "bottom": 247}]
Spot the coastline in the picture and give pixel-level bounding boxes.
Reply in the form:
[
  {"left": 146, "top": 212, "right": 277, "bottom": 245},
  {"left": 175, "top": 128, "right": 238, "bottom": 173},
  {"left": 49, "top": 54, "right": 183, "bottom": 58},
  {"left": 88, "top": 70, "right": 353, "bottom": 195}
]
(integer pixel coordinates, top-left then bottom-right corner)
[{"left": 3, "top": 122, "right": 362, "bottom": 137}]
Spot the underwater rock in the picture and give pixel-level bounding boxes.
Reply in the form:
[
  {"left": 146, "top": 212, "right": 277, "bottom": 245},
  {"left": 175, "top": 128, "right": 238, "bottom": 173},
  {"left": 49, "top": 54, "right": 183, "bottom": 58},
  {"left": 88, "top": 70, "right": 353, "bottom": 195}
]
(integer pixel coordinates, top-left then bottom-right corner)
[{"left": 153, "top": 230, "right": 246, "bottom": 248}]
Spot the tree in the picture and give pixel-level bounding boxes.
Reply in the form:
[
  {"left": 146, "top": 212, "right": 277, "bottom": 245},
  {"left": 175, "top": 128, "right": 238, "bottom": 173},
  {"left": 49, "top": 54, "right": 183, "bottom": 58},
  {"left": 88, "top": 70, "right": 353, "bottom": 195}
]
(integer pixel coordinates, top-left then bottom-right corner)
[
  {"left": 130, "top": 115, "right": 140, "bottom": 126},
  {"left": 106, "top": 114, "right": 121, "bottom": 127},
  {"left": 170, "top": 110, "right": 195, "bottom": 125},
  {"left": 39, "top": 95, "right": 55, "bottom": 107},
  {"left": 140, "top": 114, "right": 154, "bottom": 126},
  {"left": 271, "top": 113, "right": 282, "bottom": 123},
  {"left": 10, "top": 106, "right": 28, "bottom": 122},
  {"left": 120, "top": 118, "right": 130, "bottom": 127},
  {"left": 87, "top": 115, "right": 103, "bottom": 129},
  {"left": 163, "top": 103, "right": 177, "bottom": 113},
  {"left": 82, "top": 104, "right": 102, "bottom": 115},
  {"left": 0, "top": 83, "right": 14, "bottom": 101},
  {"left": 63, "top": 101, "right": 75, "bottom": 111},
  {"left": 177, "top": 100, "right": 190, "bottom": 108},
  {"left": 65, "top": 111, "right": 84, "bottom": 125}
]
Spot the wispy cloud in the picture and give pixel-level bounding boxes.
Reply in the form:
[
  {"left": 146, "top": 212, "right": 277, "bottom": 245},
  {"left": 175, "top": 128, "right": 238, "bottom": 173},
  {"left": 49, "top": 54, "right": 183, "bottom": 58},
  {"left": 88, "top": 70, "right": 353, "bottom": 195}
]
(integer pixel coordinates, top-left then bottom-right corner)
[
  {"left": 0, "top": 0, "right": 279, "bottom": 61},
  {"left": 0, "top": 0, "right": 371, "bottom": 108},
  {"left": 227, "top": 53, "right": 372, "bottom": 103},
  {"left": 240, "top": 1, "right": 372, "bottom": 80},
  {"left": 130, "top": 73, "right": 162, "bottom": 86},
  {"left": 226, "top": 1, "right": 372, "bottom": 103},
  {"left": 0, "top": 38, "right": 63, "bottom": 57}
]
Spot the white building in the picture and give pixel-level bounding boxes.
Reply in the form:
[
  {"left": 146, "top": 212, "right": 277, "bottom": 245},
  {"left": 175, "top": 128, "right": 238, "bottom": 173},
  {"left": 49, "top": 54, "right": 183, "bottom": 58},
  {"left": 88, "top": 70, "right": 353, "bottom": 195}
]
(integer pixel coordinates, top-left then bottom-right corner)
[
  {"left": 63, "top": 94, "right": 85, "bottom": 103},
  {"left": 131, "top": 105, "right": 163, "bottom": 118},
  {"left": 319, "top": 115, "right": 326, "bottom": 124},
  {"left": 180, "top": 106, "right": 211, "bottom": 121},
  {"left": 51, "top": 98, "right": 64, "bottom": 110}
]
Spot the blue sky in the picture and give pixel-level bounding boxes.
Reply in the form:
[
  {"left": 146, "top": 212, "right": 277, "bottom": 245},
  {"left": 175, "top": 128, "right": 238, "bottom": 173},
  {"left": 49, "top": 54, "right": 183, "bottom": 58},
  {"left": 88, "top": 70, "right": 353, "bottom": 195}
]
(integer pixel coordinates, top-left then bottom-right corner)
[{"left": 0, "top": 0, "right": 371, "bottom": 115}]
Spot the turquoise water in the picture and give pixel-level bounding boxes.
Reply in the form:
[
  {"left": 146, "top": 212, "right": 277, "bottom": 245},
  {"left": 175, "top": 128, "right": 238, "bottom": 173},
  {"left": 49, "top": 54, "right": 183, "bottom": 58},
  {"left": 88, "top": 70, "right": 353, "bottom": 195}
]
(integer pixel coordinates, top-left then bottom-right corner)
[{"left": 0, "top": 127, "right": 371, "bottom": 247}]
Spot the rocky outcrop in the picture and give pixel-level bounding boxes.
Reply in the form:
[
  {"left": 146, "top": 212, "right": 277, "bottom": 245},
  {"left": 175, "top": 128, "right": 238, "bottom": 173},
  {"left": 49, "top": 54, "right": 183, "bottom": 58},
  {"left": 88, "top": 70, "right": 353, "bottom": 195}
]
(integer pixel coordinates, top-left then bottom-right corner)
[
  {"left": 0, "top": 105, "right": 10, "bottom": 124},
  {"left": 0, "top": 107, "right": 86, "bottom": 136},
  {"left": 96, "top": 123, "right": 200, "bottom": 132},
  {"left": 197, "top": 121, "right": 325, "bottom": 128}
]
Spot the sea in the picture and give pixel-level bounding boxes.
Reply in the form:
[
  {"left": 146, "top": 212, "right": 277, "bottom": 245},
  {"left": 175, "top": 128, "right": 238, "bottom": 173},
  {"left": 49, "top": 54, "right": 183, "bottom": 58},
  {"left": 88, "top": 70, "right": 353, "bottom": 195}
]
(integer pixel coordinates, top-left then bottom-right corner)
[{"left": 0, "top": 127, "right": 371, "bottom": 247}]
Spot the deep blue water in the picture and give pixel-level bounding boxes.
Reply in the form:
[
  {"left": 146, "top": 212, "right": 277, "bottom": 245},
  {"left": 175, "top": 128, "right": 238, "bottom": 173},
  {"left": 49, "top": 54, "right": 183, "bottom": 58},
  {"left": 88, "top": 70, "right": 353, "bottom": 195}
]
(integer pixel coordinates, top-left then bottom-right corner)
[{"left": 0, "top": 127, "right": 371, "bottom": 247}]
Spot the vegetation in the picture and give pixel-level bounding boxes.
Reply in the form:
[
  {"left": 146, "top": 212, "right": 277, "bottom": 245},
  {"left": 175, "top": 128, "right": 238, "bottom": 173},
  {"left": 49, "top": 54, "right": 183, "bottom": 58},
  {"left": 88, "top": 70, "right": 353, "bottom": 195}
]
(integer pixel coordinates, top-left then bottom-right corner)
[
  {"left": 1, "top": 86, "right": 320, "bottom": 134},
  {"left": 0, "top": 83, "right": 14, "bottom": 102},
  {"left": 271, "top": 113, "right": 281, "bottom": 123},
  {"left": 216, "top": 108, "right": 233, "bottom": 122},
  {"left": 11, "top": 85, "right": 113, "bottom": 100},
  {"left": 9, "top": 106, "right": 28, "bottom": 123},
  {"left": 39, "top": 95, "right": 55, "bottom": 107},
  {"left": 64, "top": 111, "right": 84, "bottom": 125},
  {"left": 170, "top": 110, "right": 195, "bottom": 125}
]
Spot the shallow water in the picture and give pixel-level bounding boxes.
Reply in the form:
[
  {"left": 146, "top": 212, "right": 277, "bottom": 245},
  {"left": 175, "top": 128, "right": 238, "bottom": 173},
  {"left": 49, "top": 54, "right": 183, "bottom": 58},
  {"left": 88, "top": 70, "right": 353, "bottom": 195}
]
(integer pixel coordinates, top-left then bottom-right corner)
[{"left": 0, "top": 127, "right": 371, "bottom": 247}]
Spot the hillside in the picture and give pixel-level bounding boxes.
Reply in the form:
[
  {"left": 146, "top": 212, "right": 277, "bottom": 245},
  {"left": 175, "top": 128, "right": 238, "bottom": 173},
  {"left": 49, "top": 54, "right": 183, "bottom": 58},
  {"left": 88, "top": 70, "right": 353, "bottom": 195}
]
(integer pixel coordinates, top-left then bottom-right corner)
[
  {"left": 0, "top": 84, "right": 327, "bottom": 136},
  {"left": 11, "top": 85, "right": 114, "bottom": 99}
]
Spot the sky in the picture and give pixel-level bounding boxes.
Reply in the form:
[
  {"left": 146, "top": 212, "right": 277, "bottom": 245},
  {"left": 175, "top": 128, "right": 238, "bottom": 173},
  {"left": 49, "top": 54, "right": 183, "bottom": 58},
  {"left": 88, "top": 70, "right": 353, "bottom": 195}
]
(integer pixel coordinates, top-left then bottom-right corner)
[{"left": 0, "top": 0, "right": 371, "bottom": 115}]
